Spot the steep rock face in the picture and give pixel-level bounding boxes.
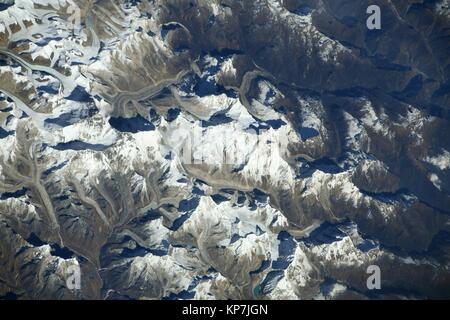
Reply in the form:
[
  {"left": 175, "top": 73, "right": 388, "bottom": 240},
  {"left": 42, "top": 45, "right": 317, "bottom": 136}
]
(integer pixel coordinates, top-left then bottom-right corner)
[{"left": 0, "top": 0, "right": 450, "bottom": 300}]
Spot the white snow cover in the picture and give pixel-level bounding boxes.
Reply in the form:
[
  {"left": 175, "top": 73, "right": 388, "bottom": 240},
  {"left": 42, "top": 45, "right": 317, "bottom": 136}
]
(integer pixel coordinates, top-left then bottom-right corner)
[
  {"left": 360, "top": 99, "right": 393, "bottom": 138},
  {"left": 162, "top": 110, "right": 298, "bottom": 189},
  {"left": 174, "top": 196, "right": 286, "bottom": 261},
  {"left": 435, "top": 0, "right": 450, "bottom": 18},
  {"left": 342, "top": 111, "right": 367, "bottom": 149},
  {"left": 61, "top": 120, "right": 116, "bottom": 145},
  {"left": 127, "top": 253, "right": 193, "bottom": 298},
  {"left": 425, "top": 149, "right": 450, "bottom": 170},
  {"left": 268, "top": 246, "right": 316, "bottom": 300},
  {"left": 217, "top": 57, "right": 237, "bottom": 78},
  {"left": 301, "top": 170, "right": 397, "bottom": 220}
]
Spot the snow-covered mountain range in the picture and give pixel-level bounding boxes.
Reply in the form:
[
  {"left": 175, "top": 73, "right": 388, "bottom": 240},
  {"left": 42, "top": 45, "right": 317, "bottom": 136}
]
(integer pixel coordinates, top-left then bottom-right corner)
[{"left": 1, "top": 0, "right": 450, "bottom": 299}]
